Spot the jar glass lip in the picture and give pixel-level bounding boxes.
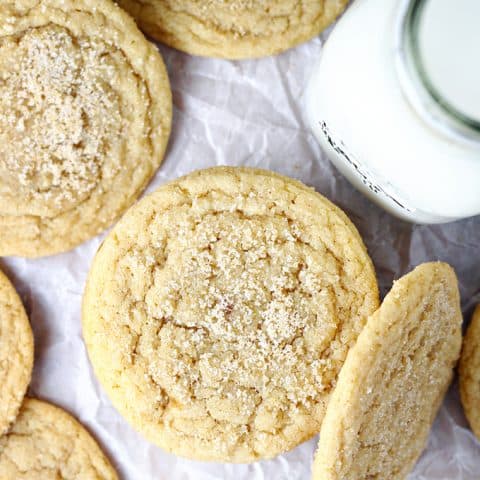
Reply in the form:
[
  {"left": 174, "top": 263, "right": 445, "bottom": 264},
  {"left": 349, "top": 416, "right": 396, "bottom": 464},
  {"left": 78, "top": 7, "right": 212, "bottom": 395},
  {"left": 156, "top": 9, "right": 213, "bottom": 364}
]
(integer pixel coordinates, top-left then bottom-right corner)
[{"left": 394, "top": 0, "right": 480, "bottom": 146}]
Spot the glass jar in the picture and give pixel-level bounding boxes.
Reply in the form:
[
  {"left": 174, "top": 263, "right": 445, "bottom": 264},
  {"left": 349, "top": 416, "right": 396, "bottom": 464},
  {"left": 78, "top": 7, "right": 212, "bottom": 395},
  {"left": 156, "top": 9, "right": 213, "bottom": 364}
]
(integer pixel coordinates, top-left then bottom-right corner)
[{"left": 306, "top": 0, "right": 480, "bottom": 224}]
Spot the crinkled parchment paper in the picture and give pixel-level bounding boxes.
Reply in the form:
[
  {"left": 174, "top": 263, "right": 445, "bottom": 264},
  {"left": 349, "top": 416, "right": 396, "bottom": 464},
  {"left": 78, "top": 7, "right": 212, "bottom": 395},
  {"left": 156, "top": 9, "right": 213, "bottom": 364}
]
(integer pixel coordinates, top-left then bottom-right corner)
[{"left": 2, "top": 23, "right": 480, "bottom": 480}]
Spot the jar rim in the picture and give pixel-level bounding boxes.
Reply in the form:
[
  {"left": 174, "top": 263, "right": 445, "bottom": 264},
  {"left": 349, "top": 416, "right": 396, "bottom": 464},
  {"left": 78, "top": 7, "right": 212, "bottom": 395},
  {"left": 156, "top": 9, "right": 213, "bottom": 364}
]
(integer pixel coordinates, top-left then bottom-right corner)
[{"left": 394, "top": 0, "right": 480, "bottom": 146}]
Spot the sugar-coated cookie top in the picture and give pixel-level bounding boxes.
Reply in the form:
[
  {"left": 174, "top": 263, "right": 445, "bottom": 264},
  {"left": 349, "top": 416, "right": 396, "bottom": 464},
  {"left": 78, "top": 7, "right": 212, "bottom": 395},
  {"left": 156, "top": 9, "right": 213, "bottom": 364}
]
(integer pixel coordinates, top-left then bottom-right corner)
[{"left": 83, "top": 166, "right": 379, "bottom": 462}]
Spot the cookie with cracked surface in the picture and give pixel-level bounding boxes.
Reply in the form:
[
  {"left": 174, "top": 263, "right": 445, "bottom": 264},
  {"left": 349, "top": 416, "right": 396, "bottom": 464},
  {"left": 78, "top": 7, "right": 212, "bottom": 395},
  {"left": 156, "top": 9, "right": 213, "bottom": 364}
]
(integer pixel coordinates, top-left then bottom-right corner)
[
  {"left": 0, "top": 268, "right": 34, "bottom": 436},
  {"left": 83, "top": 166, "right": 379, "bottom": 462},
  {"left": 312, "top": 262, "right": 463, "bottom": 480},
  {"left": 459, "top": 304, "right": 480, "bottom": 440},
  {"left": 115, "top": 0, "right": 349, "bottom": 59},
  {"left": 0, "top": 398, "right": 118, "bottom": 479},
  {"left": 0, "top": 0, "right": 172, "bottom": 258}
]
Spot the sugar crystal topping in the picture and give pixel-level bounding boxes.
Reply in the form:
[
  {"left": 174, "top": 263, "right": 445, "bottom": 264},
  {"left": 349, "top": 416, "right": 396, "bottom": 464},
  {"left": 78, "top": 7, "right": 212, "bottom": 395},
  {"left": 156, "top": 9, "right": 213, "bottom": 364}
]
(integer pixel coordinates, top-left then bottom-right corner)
[{"left": 0, "top": 25, "right": 123, "bottom": 214}]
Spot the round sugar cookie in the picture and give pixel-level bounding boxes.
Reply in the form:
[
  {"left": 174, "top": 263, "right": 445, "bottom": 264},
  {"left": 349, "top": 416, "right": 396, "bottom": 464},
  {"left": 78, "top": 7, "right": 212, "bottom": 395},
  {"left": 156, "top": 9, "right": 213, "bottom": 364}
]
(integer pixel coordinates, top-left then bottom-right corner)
[
  {"left": 312, "top": 262, "right": 463, "bottom": 480},
  {"left": 0, "top": 398, "right": 118, "bottom": 479},
  {"left": 0, "top": 0, "right": 172, "bottom": 258},
  {"left": 0, "top": 269, "right": 34, "bottom": 435},
  {"left": 460, "top": 304, "right": 480, "bottom": 440},
  {"left": 83, "top": 166, "right": 379, "bottom": 462},
  {"left": 115, "top": 0, "right": 349, "bottom": 59}
]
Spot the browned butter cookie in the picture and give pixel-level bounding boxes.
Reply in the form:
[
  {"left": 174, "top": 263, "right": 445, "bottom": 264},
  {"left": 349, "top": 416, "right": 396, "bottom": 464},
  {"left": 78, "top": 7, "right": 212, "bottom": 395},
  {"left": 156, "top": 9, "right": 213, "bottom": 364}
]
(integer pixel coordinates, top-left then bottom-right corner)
[
  {"left": 0, "top": 0, "right": 172, "bottom": 257},
  {"left": 116, "top": 0, "right": 349, "bottom": 59},
  {"left": 460, "top": 304, "right": 480, "bottom": 440},
  {"left": 0, "top": 269, "right": 34, "bottom": 435},
  {"left": 312, "top": 262, "right": 463, "bottom": 480},
  {"left": 83, "top": 166, "right": 379, "bottom": 462},
  {"left": 0, "top": 398, "right": 118, "bottom": 479}
]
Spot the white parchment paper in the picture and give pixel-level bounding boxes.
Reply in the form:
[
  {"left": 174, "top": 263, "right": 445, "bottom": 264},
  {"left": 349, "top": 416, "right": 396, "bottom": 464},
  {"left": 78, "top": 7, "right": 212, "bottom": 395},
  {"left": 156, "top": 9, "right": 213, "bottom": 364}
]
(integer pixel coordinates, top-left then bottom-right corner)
[{"left": 2, "top": 24, "right": 480, "bottom": 480}]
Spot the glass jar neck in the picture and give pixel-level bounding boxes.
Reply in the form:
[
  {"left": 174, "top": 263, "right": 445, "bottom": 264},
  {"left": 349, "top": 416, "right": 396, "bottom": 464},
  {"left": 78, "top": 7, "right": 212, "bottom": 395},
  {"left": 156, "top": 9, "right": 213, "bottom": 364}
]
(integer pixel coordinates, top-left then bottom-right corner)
[{"left": 395, "top": 0, "right": 480, "bottom": 145}]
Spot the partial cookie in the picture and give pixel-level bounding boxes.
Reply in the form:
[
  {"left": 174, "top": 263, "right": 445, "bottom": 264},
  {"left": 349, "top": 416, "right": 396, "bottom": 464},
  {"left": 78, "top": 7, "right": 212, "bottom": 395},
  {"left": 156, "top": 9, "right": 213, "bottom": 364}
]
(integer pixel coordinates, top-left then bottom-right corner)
[
  {"left": 116, "top": 0, "right": 348, "bottom": 59},
  {"left": 460, "top": 304, "right": 480, "bottom": 439},
  {"left": 0, "top": 269, "right": 34, "bottom": 435},
  {"left": 83, "top": 166, "right": 379, "bottom": 462},
  {"left": 0, "top": 398, "right": 118, "bottom": 479},
  {"left": 0, "top": 0, "right": 172, "bottom": 257},
  {"left": 312, "top": 262, "right": 463, "bottom": 480}
]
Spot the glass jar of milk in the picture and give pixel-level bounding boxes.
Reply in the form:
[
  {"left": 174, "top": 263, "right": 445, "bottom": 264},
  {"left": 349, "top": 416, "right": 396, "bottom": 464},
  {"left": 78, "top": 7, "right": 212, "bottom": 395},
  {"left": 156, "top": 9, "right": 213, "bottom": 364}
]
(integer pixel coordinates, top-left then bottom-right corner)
[{"left": 306, "top": 0, "right": 480, "bottom": 224}]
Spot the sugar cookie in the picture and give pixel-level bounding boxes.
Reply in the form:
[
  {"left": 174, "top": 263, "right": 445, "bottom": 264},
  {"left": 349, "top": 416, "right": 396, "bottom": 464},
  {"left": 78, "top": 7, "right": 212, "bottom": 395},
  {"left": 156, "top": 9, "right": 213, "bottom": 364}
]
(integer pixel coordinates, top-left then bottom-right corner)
[
  {"left": 312, "top": 262, "right": 463, "bottom": 480},
  {"left": 459, "top": 304, "right": 480, "bottom": 440},
  {"left": 0, "top": 269, "right": 33, "bottom": 435},
  {"left": 83, "top": 166, "right": 379, "bottom": 462},
  {"left": 116, "top": 0, "right": 348, "bottom": 59},
  {"left": 0, "top": 398, "right": 118, "bottom": 479},
  {"left": 0, "top": 0, "right": 172, "bottom": 257}
]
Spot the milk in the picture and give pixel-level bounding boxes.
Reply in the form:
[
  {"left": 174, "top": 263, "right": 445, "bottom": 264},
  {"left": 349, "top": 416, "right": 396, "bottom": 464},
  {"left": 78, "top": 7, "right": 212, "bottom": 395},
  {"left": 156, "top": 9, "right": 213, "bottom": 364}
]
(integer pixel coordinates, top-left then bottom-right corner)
[
  {"left": 417, "top": 0, "right": 480, "bottom": 125},
  {"left": 306, "top": 0, "right": 480, "bottom": 224}
]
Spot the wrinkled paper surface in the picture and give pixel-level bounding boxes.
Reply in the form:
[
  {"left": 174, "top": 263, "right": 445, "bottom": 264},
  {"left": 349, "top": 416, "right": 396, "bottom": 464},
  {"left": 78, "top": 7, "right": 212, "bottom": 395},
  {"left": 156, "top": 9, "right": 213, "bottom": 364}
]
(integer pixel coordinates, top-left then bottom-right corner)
[{"left": 2, "top": 26, "right": 480, "bottom": 480}]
